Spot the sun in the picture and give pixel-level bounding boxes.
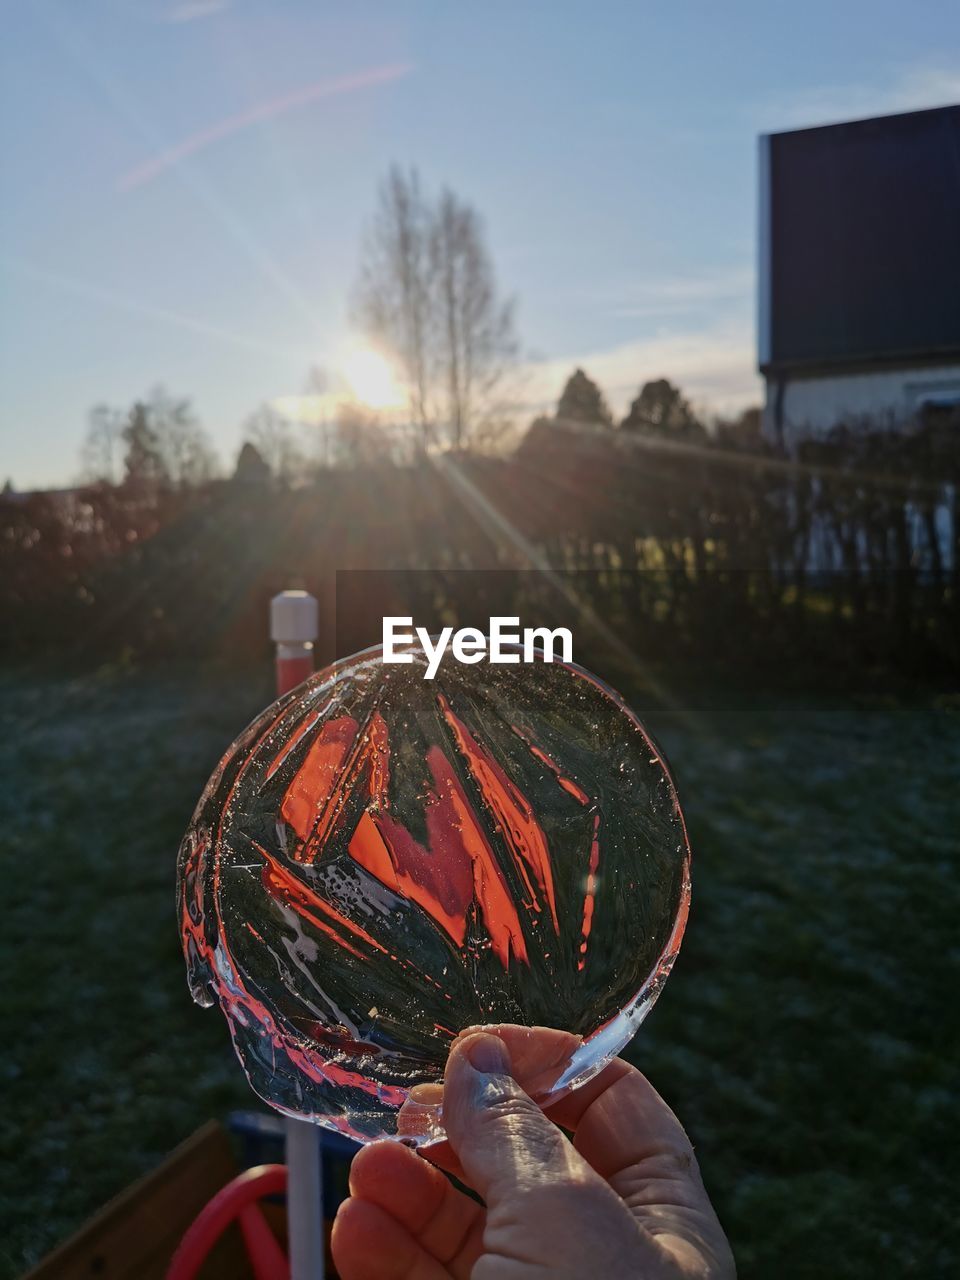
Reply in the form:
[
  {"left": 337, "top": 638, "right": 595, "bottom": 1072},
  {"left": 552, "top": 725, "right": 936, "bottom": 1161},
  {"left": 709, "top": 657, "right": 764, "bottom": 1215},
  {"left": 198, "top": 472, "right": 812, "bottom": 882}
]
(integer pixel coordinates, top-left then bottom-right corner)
[{"left": 340, "top": 346, "right": 404, "bottom": 411}]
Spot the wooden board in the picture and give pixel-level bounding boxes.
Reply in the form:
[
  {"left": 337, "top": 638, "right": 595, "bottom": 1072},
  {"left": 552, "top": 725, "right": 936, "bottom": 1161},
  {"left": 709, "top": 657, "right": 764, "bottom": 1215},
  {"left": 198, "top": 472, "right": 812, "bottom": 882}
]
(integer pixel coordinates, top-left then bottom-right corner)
[{"left": 19, "top": 1120, "right": 275, "bottom": 1280}]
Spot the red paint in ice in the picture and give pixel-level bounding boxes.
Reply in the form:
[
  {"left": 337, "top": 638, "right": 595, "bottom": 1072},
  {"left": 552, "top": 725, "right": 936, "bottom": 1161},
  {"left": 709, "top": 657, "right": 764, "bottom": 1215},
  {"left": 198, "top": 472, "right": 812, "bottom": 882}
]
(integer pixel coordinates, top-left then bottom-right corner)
[
  {"left": 508, "top": 722, "right": 606, "bottom": 973},
  {"left": 256, "top": 840, "right": 388, "bottom": 960},
  {"left": 349, "top": 743, "right": 528, "bottom": 968},
  {"left": 264, "top": 709, "right": 459, "bottom": 985},
  {"left": 268, "top": 699, "right": 537, "bottom": 966},
  {"left": 179, "top": 700, "right": 410, "bottom": 1110},
  {"left": 366, "top": 710, "right": 390, "bottom": 803},
  {"left": 264, "top": 711, "right": 320, "bottom": 781},
  {"left": 190, "top": 704, "right": 394, "bottom": 1099},
  {"left": 256, "top": 835, "right": 446, "bottom": 994},
  {"left": 426, "top": 744, "right": 528, "bottom": 966},
  {"left": 344, "top": 714, "right": 477, "bottom": 946},
  {"left": 438, "top": 695, "right": 560, "bottom": 933},
  {"left": 349, "top": 810, "right": 468, "bottom": 945},
  {"left": 525, "top": 741, "right": 590, "bottom": 806},
  {"left": 280, "top": 714, "right": 358, "bottom": 846},
  {"left": 577, "top": 812, "right": 602, "bottom": 972},
  {"left": 180, "top": 827, "right": 214, "bottom": 974},
  {"left": 185, "top": 873, "right": 400, "bottom": 1104}
]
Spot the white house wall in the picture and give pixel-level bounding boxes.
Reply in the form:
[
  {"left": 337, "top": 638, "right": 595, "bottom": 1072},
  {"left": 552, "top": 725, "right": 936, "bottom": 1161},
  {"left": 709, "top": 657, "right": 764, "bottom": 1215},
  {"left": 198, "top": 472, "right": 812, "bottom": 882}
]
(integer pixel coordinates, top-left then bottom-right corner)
[{"left": 763, "top": 363, "right": 960, "bottom": 446}]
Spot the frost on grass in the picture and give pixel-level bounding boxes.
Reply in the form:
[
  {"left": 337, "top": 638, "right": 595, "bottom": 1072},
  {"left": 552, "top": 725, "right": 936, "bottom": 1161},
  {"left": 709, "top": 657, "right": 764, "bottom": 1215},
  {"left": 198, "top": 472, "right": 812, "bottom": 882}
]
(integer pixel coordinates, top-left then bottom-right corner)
[{"left": 1, "top": 670, "right": 958, "bottom": 1279}]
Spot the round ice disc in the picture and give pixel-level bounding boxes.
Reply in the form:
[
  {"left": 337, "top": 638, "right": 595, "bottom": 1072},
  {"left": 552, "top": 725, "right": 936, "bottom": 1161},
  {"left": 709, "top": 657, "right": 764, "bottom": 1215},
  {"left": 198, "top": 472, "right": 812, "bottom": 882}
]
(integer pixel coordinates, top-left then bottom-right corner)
[{"left": 177, "top": 645, "right": 690, "bottom": 1144}]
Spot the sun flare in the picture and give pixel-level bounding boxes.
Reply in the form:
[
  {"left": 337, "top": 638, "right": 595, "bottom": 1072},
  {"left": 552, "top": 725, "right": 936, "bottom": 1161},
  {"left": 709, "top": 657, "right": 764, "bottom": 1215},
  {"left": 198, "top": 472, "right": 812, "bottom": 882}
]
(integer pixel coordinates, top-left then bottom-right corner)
[{"left": 340, "top": 346, "right": 403, "bottom": 411}]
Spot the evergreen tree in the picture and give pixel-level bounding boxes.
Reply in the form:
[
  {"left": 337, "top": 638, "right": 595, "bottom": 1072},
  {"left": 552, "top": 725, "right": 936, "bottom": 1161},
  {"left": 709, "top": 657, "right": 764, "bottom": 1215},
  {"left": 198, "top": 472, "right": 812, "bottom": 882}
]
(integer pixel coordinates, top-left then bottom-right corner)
[
  {"left": 556, "top": 368, "right": 613, "bottom": 425},
  {"left": 111, "top": 389, "right": 216, "bottom": 489},
  {"left": 620, "top": 378, "right": 705, "bottom": 440},
  {"left": 121, "top": 402, "right": 168, "bottom": 487},
  {"left": 233, "top": 441, "right": 271, "bottom": 485},
  {"left": 242, "top": 405, "right": 304, "bottom": 484}
]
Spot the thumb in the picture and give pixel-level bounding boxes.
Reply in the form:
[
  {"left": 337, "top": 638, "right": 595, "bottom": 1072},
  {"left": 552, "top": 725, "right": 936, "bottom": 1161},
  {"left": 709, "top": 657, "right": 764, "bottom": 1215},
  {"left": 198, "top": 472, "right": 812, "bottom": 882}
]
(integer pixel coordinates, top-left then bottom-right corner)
[{"left": 441, "top": 1031, "right": 597, "bottom": 1207}]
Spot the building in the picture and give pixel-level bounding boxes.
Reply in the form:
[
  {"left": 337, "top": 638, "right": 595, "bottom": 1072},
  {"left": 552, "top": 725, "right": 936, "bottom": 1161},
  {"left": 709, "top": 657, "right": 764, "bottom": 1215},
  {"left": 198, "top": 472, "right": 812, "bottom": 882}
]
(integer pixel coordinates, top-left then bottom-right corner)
[{"left": 758, "top": 104, "right": 960, "bottom": 449}]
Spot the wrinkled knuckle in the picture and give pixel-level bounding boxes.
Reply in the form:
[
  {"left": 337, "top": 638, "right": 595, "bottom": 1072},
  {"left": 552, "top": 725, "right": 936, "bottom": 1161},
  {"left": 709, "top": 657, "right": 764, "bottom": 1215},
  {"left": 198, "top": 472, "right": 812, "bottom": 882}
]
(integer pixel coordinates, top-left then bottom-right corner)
[
  {"left": 644, "top": 1145, "right": 698, "bottom": 1178},
  {"left": 475, "top": 1086, "right": 549, "bottom": 1139},
  {"left": 665, "top": 1144, "right": 697, "bottom": 1174},
  {"left": 613, "top": 1148, "right": 703, "bottom": 1212},
  {"left": 476, "top": 1089, "right": 577, "bottom": 1170}
]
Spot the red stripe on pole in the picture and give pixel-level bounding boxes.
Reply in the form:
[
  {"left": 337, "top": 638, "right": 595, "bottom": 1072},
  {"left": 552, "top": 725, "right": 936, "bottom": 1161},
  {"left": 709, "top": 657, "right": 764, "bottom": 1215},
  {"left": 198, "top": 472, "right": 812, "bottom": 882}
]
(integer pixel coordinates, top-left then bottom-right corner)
[{"left": 277, "top": 654, "right": 315, "bottom": 697}]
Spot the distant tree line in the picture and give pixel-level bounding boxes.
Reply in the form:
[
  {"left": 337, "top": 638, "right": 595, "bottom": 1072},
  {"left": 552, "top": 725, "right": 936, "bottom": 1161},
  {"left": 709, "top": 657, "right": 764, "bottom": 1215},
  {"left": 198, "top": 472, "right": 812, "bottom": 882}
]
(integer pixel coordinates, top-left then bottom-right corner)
[
  {"left": 2, "top": 391, "right": 956, "bottom": 677},
  {"left": 550, "top": 366, "right": 757, "bottom": 446},
  {"left": 68, "top": 366, "right": 759, "bottom": 501},
  {"left": 62, "top": 171, "right": 761, "bottom": 497},
  {"left": 79, "top": 387, "right": 218, "bottom": 489},
  {"left": 4, "top": 165, "right": 957, "bottom": 678}
]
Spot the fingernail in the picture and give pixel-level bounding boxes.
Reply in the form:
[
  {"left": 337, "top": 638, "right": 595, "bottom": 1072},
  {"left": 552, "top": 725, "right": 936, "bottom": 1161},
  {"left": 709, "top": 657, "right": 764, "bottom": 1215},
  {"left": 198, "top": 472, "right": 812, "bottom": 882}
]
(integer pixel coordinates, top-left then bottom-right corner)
[
  {"left": 407, "top": 1083, "right": 443, "bottom": 1103},
  {"left": 462, "top": 1032, "right": 510, "bottom": 1074}
]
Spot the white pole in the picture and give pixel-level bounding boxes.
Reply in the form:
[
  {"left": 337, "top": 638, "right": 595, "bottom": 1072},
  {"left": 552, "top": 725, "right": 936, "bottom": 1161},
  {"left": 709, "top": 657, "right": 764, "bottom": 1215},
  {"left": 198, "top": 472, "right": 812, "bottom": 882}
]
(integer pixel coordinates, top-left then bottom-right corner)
[
  {"left": 271, "top": 591, "right": 325, "bottom": 1280},
  {"left": 284, "top": 1115, "right": 325, "bottom": 1280}
]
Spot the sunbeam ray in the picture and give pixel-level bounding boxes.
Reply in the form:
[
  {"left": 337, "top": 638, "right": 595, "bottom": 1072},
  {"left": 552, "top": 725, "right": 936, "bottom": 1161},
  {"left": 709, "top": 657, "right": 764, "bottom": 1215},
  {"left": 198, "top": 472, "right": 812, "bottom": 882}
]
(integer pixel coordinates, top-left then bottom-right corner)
[
  {"left": 431, "top": 451, "right": 716, "bottom": 743},
  {"left": 34, "top": 2, "right": 399, "bottom": 333},
  {"left": 0, "top": 256, "right": 316, "bottom": 361}
]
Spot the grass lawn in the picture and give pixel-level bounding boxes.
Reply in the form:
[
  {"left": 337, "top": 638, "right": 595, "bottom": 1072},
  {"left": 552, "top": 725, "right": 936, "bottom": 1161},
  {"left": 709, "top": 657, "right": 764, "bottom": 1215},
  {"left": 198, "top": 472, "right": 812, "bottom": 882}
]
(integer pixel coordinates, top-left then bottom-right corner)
[{"left": 1, "top": 663, "right": 957, "bottom": 1278}]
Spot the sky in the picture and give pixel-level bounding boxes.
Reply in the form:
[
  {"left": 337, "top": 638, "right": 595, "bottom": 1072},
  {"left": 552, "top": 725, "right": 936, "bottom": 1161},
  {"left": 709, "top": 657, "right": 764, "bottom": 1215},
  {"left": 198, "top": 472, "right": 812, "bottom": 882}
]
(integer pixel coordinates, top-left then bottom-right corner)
[{"left": 2, "top": 0, "right": 959, "bottom": 488}]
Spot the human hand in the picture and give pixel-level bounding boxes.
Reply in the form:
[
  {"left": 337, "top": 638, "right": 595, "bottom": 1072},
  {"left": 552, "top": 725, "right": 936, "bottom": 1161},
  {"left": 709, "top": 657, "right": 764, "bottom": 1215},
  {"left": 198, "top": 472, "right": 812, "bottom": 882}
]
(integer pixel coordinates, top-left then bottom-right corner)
[{"left": 332, "top": 1025, "right": 735, "bottom": 1279}]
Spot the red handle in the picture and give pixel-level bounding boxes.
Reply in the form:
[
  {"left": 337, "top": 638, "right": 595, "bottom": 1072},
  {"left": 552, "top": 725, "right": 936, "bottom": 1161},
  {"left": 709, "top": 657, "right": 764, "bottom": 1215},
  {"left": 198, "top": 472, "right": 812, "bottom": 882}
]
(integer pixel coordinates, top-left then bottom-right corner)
[{"left": 166, "top": 1164, "right": 289, "bottom": 1280}]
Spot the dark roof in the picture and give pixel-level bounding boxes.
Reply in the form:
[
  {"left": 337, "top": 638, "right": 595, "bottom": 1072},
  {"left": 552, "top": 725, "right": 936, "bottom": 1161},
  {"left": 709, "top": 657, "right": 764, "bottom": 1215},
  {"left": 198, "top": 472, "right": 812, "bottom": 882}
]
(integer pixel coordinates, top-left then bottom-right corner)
[{"left": 761, "top": 104, "right": 960, "bottom": 374}]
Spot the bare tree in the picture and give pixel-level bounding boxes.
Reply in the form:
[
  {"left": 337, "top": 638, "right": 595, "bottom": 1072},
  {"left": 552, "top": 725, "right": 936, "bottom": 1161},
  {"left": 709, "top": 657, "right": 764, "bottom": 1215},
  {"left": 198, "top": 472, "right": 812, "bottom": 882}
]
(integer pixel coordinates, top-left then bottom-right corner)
[
  {"left": 430, "top": 188, "right": 518, "bottom": 448},
  {"left": 148, "top": 387, "right": 218, "bottom": 486},
  {"left": 354, "top": 167, "right": 518, "bottom": 450},
  {"left": 242, "top": 404, "right": 305, "bottom": 484},
  {"left": 82, "top": 389, "right": 216, "bottom": 488},
  {"left": 80, "top": 404, "right": 123, "bottom": 483},
  {"left": 335, "top": 402, "right": 394, "bottom": 468},
  {"left": 354, "top": 166, "right": 432, "bottom": 441},
  {"left": 122, "top": 401, "right": 168, "bottom": 488}
]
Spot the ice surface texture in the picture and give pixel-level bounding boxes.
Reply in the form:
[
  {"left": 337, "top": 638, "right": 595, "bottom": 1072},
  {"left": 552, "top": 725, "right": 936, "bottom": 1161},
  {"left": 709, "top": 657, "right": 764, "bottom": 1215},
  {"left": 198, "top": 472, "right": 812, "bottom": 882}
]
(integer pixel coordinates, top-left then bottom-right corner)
[{"left": 177, "top": 647, "right": 690, "bottom": 1144}]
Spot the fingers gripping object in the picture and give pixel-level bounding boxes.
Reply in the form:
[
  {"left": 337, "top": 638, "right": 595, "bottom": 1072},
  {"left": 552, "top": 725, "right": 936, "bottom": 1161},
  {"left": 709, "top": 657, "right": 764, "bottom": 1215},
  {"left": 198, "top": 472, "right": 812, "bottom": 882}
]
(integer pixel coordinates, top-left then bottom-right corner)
[{"left": 177, "top": 645, "right": 690, "bottom": 1144}]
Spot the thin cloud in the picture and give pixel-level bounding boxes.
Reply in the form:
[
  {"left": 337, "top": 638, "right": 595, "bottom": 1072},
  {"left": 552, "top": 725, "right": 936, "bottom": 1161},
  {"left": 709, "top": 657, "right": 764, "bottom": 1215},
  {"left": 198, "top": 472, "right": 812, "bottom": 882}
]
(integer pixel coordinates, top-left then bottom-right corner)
[
  {"left": 602, "top": 267, "right": 754, "bottom": 319},
  {"left": 162, "top": 0, "right": 232, "bottom": 23},
  {"left": 117, "top": 63, "right": 414, "bottom": 191},
  {"left": 761, "top": 65, "right": 960, "bottom": 132},
  {"left": 521, "top": 322, "right": 762, "bottom": 420}
]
